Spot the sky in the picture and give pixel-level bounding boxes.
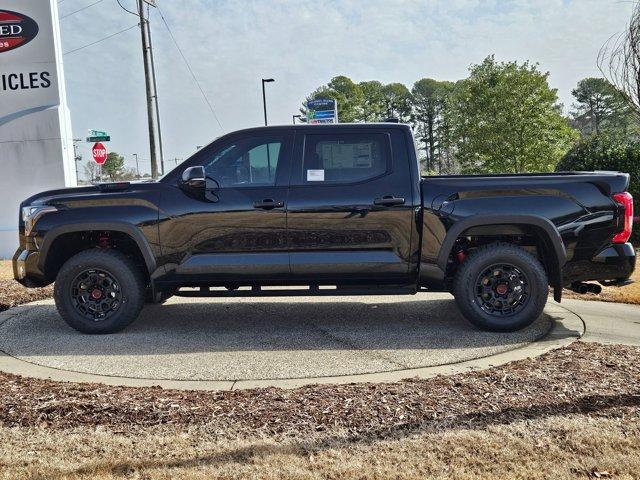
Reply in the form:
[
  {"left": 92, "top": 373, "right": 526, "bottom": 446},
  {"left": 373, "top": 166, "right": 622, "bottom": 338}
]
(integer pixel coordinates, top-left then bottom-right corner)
[{"left": 58, "top": 0, "right": 634, "bottom": 176}]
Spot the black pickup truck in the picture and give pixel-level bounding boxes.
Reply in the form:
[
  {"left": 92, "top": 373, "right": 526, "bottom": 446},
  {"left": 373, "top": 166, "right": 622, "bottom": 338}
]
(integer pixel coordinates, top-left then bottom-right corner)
[{"left": 13, "top": 123, "right": 635, "bottom": 334}]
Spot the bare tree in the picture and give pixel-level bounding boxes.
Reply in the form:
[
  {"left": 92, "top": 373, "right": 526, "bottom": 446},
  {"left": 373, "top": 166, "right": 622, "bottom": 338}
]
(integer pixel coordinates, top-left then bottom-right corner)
[
  {"left": 83, "top": 161, "right": 98, "bottom": 184},
  {"left": 598, "top": 2, "right": 640, "bottom": 119}
]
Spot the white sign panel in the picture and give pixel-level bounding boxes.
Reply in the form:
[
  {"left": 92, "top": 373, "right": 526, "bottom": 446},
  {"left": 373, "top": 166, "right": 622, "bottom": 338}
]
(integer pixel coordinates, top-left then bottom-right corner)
[{"left": 0, "top": 1, "right": 74, "bottom": 257}]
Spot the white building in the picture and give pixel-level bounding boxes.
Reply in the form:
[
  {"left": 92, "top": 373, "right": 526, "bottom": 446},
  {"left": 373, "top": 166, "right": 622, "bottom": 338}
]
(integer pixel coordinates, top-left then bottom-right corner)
[{"left": 0, "top": 1, "right": 75, "bottom": 258}]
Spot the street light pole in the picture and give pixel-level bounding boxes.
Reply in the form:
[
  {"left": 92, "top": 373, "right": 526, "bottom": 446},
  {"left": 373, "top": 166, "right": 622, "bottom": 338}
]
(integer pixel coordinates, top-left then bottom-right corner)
[{"left": 261, "top": 78, "right": 274, "bottom": 126}]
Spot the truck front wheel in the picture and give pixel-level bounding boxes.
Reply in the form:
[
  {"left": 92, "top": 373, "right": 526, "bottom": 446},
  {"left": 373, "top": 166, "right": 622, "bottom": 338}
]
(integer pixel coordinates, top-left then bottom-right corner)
[
  {"left": 53, "top": 249, "right": 146, "bottom": 334},
  {"left": 453, "top": 243, "right": 548, "bottom": 332}
]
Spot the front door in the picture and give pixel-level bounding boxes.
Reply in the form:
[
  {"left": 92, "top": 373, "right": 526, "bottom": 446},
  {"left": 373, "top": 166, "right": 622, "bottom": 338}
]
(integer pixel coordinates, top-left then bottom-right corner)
[
  {"left": 158, "top": 131, "right": 292, "bottom": 284},
  {"left": 286, "top": 128, "right": 416, "bottom": 285}
]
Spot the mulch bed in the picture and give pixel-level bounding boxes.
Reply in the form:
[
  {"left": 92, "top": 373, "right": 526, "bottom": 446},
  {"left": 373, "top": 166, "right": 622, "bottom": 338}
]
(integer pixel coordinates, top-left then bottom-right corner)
[
  {"left": 0, "top": 280, "right": 52, "bottom": 313},
  {"left": 1, "top": 342, "right": 639, "bottom": 439}
]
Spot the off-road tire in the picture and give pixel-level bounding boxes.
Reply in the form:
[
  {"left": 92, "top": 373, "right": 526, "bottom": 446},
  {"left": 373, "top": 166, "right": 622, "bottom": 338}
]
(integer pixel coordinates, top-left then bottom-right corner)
[
  {"left": 54, "top": 249, "right": 146, "bottom": 334},
  {"left": 453, "top": 242, "right": 548, "bottom": 332}
]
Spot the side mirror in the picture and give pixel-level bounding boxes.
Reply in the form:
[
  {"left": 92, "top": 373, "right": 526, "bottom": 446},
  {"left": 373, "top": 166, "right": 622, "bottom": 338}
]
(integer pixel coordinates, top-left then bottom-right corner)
[{"left": 181, "top": 166, "right": 205, "bottom": 190}]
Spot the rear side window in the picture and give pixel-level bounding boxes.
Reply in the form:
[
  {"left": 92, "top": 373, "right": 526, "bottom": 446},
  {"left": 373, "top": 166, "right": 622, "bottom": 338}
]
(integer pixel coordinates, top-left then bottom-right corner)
[{"left": 302, "top": 133, "right": 389, "bottom": 184}]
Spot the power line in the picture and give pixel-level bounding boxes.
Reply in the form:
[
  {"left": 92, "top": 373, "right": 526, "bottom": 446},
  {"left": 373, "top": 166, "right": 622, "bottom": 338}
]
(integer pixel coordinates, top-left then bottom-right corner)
[
  {"left": 60, "top": 0, "right": 105, "bottom": 20},
  {"left": 63, "top": 23, "right": 138, "bottom": 55},
  {"left": 115, "top": 0, "right": 138, "bottom": 16},
  {"left": 156, "top": 6, "right": 224, "bottom": 131}
]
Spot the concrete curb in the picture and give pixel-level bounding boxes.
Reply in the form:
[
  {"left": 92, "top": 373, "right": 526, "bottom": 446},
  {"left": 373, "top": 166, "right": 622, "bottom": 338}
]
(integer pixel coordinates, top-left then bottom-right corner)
[{"left": 0, "top": 301, "right": 583, "bottom": 391}]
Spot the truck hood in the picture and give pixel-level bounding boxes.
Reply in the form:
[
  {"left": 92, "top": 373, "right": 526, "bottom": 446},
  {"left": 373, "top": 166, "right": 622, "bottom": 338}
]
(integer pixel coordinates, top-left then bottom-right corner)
[{"left": 21, "top": 181, "right": 161, "bottom": 207}]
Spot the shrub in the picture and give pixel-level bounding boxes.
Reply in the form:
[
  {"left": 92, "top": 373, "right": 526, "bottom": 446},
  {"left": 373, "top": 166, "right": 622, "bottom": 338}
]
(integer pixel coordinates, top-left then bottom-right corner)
[{"left": 556, "top": 133, "right": 639, "bottom": 244}]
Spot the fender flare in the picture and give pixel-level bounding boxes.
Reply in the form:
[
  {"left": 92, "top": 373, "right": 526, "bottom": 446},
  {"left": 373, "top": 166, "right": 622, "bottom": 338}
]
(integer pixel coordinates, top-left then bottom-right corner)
[
  {"left": 38, "top": 222, "right": 157, "bottom": 275},
  {"left": 436, "top": 214, "right": 567, "bottom": 272}
]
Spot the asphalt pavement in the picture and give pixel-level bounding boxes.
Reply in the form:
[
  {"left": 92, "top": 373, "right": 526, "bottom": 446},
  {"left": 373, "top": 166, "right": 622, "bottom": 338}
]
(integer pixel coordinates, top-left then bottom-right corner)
[{"left": 0, "top": 293, "right": 636, "bottom": 390}]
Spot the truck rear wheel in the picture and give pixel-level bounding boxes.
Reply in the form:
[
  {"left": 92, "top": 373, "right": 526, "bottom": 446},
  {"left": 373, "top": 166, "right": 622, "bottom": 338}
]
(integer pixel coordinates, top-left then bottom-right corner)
[
  {"left": 53, "top": 249, "right": 145, "bottom": 334},
  {"left": 453, "top": 242, "right": 548, "bottom": 332}
]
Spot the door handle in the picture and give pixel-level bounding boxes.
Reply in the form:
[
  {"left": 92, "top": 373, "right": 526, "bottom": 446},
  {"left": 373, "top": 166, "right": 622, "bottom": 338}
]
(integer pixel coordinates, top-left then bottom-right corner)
[
  {"left": 253, "top": 199, "right": 284, "bottom": 209},
  {"left": 374, "top": 195, "right": 405, "bottom": 206}
]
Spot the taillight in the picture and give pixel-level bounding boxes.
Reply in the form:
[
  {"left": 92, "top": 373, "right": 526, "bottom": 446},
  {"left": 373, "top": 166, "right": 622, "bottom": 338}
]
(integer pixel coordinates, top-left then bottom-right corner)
[{"left": 612, "top": 192, "right": 634, "bottom": 244}]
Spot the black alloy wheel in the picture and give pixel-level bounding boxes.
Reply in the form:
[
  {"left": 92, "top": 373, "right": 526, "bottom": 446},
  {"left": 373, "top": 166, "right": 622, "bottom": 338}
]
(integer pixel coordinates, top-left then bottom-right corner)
[
  {"left": 70, "top": 268, "right": 122, "bottom": 321},
  {"left": 54, "top": 249, "right": 145, "bottom": 334},
  {"left": 453, "top": 242, "right": 548, "bottom": 332},
  {"left": 474, "top": 263, "right": 529, "bottom": 316}
]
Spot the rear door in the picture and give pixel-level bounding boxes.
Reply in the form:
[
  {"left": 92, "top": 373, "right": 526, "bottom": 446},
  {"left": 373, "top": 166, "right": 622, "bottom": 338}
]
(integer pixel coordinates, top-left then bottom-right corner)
[{"left": 286, "top": 127, "right": 415, "bottom": 284}]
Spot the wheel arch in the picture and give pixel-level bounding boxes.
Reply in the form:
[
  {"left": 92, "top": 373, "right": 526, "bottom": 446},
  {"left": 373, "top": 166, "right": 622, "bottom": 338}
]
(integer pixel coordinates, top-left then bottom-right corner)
[
  {"left": 438, "top": 215, "right": 567, "bottom": 301},
  {"left": 39, "top": 222, "right": 157, "bottom": 282}
]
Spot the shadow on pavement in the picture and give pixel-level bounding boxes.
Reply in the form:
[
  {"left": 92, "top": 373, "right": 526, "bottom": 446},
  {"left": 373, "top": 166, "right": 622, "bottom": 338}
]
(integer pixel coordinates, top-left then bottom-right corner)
[{"left": 0, "top": 298, "right": 555, "bottom": 357}]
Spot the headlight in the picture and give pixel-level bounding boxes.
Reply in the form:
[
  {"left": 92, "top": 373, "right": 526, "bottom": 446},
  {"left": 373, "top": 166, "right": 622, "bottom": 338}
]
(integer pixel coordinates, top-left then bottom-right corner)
[{"left": 21, "top": 205, "right": 57, "bottom": 236}]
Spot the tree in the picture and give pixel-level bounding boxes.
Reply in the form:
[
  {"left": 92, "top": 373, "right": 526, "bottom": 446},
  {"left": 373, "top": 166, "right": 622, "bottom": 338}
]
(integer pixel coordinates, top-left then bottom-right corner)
[
  {"left": 83, "top": 161, "right": 98, "bottom": 183},
  {"left": 447, "top": 56, "right": 578, "bottom": 173},
  {"left": 102, "top": 152, "right": 125, "bottom": 181},
  {"left": 570, "top": 77, "right": 636, "bottom": 135},
  {"left": 598, "top": 3, "right": 640, "bottom": 121},
  {"left": 358, "top": 80, "right": 385, "bottom": 121},
  {"left": 380, "top": 83, "right": 412, "bottom": 121},
  {"left": 411, "top": 78, "right": 454, "bottom": 172}
]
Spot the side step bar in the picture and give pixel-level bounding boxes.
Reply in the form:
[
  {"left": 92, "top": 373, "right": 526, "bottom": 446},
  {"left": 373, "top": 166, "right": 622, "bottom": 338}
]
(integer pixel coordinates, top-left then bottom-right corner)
[{"left": 174, "top": 286, "right": 418, "bottom": 298}]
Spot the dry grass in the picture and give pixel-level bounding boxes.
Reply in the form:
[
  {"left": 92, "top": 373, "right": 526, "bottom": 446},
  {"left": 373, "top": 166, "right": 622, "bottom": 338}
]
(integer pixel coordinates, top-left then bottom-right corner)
[
  {"left": 0, "top": 415, "right": 638, "bottom": 479},
  {"left": 0, "top": 260, "right": 13, "bottom": 282}
]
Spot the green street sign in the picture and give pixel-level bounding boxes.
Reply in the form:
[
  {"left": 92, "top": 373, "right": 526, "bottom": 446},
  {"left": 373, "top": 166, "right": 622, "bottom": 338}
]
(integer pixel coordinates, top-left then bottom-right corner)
[
  {"left": 86, "top": 136, "right": 110, "bottom": 142},
  {"left": 88, "top": 129, "right": 108, "bottom": 137}
]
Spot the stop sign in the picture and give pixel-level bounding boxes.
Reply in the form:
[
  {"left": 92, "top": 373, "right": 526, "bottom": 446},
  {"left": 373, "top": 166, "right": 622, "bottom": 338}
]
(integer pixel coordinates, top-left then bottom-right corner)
[{"left": 92, "top": 143, "right": 107, "bottom": 165}]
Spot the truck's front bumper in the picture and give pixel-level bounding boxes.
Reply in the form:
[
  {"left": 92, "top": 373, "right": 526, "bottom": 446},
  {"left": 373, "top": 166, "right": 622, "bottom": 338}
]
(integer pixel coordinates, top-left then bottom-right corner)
[
  {"left": 12, "top": 247, "right": 47, "bottom": 287},
  {"left": 562, "top": 242, "right": 636, "bottom": 285}
]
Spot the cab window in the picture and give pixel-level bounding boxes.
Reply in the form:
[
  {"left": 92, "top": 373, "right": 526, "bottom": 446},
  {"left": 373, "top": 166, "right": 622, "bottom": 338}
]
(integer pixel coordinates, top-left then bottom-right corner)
[
  {"left": 302, "top": 133, "right": 389, "bottom": 184},
  {"left": 203, "top": 136, "right": 283, "bottom": 187}
]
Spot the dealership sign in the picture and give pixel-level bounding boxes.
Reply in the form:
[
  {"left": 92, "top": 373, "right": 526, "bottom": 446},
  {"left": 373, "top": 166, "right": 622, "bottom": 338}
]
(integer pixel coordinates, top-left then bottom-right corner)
[
  {"left": 307, "top": 98, "right": 338, "bottom": 124},
  {"left": 0, "top": 10, "right": 39, "bottom": 53},
  {"left": 0, "top": 0, "right": 76, "bottom": 258}
]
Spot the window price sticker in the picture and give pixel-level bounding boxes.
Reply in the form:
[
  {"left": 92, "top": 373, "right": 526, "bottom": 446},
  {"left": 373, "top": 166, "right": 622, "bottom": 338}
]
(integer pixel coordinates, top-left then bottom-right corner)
[{"left": 307, "top": 169, "right": 325, "bottom": 182}]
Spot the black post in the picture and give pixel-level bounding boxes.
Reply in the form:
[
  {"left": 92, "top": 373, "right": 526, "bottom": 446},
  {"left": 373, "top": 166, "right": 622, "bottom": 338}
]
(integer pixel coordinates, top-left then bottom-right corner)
[{"left": 261, "top": 78, "right": 274, "bottom": 126}]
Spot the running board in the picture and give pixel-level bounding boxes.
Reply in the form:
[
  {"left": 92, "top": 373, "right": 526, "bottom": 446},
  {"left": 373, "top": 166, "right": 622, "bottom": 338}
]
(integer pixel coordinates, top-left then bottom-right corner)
[{"left": 174, "top": 286, "right": 417, "bottom": 297}]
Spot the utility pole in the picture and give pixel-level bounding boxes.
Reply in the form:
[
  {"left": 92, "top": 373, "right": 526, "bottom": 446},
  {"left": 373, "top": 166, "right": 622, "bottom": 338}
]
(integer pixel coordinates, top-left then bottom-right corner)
[
  {"left": 145, "top": 6, "right": 164, "bottom": 176},
  {"left": 137, "top": 0, "right": 158, "bottom": 179}
]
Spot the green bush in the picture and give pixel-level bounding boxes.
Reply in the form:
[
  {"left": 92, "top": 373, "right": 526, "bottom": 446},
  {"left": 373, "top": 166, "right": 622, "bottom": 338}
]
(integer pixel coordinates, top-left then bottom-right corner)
[{"left": 556, "top": 133, "right": 639, "bottom": 245}]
